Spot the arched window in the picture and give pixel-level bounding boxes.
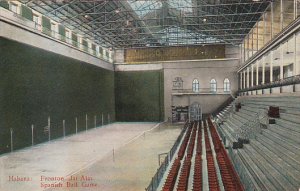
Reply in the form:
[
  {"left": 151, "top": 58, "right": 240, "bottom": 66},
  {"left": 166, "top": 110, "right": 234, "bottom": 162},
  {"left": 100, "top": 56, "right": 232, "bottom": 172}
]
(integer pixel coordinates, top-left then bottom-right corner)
[
  {"left": 210, "top": 79, "right": 217, "bottom": 93},
  {"left": 224, "top": 78, "right": 230, "bottom": 92},
  {"left": 192, "top": 79, "right": 199, "bottom": 92}
]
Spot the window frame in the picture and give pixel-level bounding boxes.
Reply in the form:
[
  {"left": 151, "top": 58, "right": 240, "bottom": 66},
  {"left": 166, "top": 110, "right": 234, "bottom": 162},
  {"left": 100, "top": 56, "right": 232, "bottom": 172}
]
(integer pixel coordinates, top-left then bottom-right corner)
[
  {"left": 224, "top": 78, "right": 230, "bottom": 92},
  {"left": 192, "top": 79, "right": 199, "bottom": 92},
  {"left": 210, "top": 78, "right": 217, "bottom": 93}
]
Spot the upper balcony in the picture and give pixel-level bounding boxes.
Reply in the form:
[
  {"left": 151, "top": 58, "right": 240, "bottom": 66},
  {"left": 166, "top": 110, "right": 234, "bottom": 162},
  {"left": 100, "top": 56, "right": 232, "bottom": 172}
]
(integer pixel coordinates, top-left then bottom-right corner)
[
  {"left": 0, "top": 2, "right": 114, "bottom": 67},
  {"left": 241, "top": 0, "right": 300, "bottom": 65}
]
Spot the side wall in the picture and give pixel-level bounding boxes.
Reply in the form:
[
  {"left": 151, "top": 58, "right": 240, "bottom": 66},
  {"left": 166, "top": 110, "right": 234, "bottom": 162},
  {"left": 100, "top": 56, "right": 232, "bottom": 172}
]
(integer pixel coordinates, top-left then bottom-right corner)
[
  {"left": 115, "top": 70, "right": 164, "bottom": 122},
  {"left": 0, "top": 37, "right": 115, "bottom": 154}
]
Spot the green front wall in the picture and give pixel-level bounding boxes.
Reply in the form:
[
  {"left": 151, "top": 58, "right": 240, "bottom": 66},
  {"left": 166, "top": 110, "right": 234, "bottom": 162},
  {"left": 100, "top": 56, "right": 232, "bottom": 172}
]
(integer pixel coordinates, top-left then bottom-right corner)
[
  {"left": 115, "top": 71, "right": 164, "bottom": 122},
  {"left": 0, "top": 37, "right": 115, "bottom": 154}
]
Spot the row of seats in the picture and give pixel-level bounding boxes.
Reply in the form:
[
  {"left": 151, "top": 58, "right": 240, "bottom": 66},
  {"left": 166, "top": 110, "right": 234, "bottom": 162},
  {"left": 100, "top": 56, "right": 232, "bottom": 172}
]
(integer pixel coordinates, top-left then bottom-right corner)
[
  {"left": 176, "top": 157, "right": 191, "bottom": 191},
  {"left": 186, "top": 123, "right": 197, "bottom": 158},
  {"left": 193, "top": 122, "right": 203, "bottom": 191},
  {"left": 162, "top": 158, "right": 181, "bottom": 191},
  {"left": 176, "top": 122, "right": 197, "bottom": 191},
  {"left": 208, "top": 118, "right": 244, "bottom": 191},
  {"left": 204, "top": 122, "right": 220, "bottom": 191},
  {"left": 178, "top": 125, "right": 192, "bottom": 160},
  {"left": 162, "top": 121, "right": 194, "bottom": 191}
]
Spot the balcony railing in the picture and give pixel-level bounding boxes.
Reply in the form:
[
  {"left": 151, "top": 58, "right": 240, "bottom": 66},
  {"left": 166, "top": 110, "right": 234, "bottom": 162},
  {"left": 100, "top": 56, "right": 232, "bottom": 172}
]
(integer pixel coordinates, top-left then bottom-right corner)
[
  {"left": 239, "top": 74, "right": 300, "bottom": 93},
  {"left": 0, "top": 7, "right": 113, "bottom": 63},
  {"left": 172, "top": 88, "right": 232, "bottom": 95}
]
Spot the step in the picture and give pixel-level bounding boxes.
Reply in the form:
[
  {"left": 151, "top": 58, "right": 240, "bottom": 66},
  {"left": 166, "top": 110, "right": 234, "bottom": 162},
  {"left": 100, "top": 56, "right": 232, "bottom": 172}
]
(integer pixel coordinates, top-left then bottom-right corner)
[
  {"left": 220, "top": 124, "right": 237, "bottom": 144},
  {"left": 232, "top": 113, "right": 248, "bottom": 124},
  {"left": 260, "top": 131, "right": 300, "bottom": 161},
  {"left": 223, "top": 122, "right": 235, "bottom": 135},
  {"left": 268, "top": 124, "right": 300, "bottom": 145},
  {"left": 275, "top": 118, "right": 300, "bottom": 134},
  {"left": 278, "top": 113, "right": 300, "bottom": 125},
  {"left": 235, "top": 111, "right": 255, "bottom": 121},
  {"left": 239, "top": 109, "right": 258, "bottom": 117},
  {"left": 242, "top": 103, "right": 268, "bottom": 110},
  {"left": 225, "top": 120, "right": 240, "bottom": 132},
  {"left": 250, "top": 140, "right": 300, "bottom": 189},
  {"left": 230, "top": 152, "right": 261, "bottom": 191},
  {"left": 280, "top": 108, "right": 300, "bottom": 116},
  {"left": 229, "top": 116, "right": 244, "bottom": 127},
  {"left": 256, "top": 134, "right": 300, "bottom": 172},
  {"left": 243, "top": 145, "right": 291, "bottom": 191},
  {"left": 238, "top": 149, "right": 276, "bottom": 190}
]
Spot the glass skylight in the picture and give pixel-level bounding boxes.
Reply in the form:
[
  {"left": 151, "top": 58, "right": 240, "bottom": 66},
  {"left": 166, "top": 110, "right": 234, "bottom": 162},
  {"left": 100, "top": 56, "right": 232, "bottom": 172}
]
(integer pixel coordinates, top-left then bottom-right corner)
[{"left": 127, "top": 0, "right": 162, "bottom": 18}]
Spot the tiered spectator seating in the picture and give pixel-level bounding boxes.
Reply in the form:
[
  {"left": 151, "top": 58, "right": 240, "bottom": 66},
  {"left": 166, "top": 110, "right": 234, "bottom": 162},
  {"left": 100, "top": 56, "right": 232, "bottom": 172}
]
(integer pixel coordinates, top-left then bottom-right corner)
[
  {"left": 208, "top": 118, "right": 244, "bottom": 191},
  {"left": 161, "top": 117, "right": 245, "bottom": 191},
  {"left": 162, "top": 121, "right": 191, "bottom": 191},
  {"left": 204, "top": 122, "right": 220, "bottom": 191},
  {"left": 193, "top": 122, "right": 203, "bottom": 191},
  {"left": 176, "top": 157, "right": 191, "bottom": 191},
  {"left": 186, "top": 123, "right": 197, "bottom": 158},
  {"left": 176, "top": 122, "right": 197, "bottom": 191},
  {"left": 178, "top": 124, "right": 192, "bottom": 160},
  {"left": 162, "top": 158, "right": 181, "bottom": 191},
  {"left": 214, "top": 94, "right": 300, "bottom": 191}
]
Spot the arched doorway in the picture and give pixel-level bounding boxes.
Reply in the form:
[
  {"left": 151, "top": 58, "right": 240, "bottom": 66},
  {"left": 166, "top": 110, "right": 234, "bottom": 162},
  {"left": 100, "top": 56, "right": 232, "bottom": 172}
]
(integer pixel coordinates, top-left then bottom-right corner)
[{"left": 189, "top": 102, "right": 202, "bottom": 121}]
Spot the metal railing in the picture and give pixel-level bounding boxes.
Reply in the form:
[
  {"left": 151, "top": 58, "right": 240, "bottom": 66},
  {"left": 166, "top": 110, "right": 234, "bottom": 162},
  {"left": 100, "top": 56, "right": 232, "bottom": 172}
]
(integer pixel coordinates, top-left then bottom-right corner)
[
  {"left": 239, "top": 74, "right": 300, "bottom": 93},
  {"left": 237, "top": 114, "right": 261, "bottom": 140},
  {"left": 172, "top": 88, "right": 232, "bottom": 95},
  {"left": 145, "top": 155, "right": 169, "bottom": 191},
  {"left": 237, "top": 108, "right": 268, "bottom": 140},
  {"left": 227, "top": 147, "right": 258, "bottom": 191},
  {"left": 212, "top": 96, "right": 235, "bottom": 117},
  {"left": 258, "top": 109, "right": 269, "bottom": 129},
  {"left": 145, "top": 121, "right": 189, "bottom": 191}
]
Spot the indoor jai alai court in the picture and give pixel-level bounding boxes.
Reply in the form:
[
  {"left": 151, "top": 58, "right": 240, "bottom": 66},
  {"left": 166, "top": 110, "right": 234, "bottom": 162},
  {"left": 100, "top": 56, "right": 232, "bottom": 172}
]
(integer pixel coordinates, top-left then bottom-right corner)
[{"left": 1, "top": 0, "right": 300, "bottom": 191}]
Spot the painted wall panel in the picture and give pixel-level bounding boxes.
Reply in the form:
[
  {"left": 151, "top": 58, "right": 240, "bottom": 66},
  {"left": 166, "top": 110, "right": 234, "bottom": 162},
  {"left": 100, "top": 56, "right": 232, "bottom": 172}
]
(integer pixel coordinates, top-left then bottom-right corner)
[{"left": 125, "top": 45, "right": 225, "bottom": 63}]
